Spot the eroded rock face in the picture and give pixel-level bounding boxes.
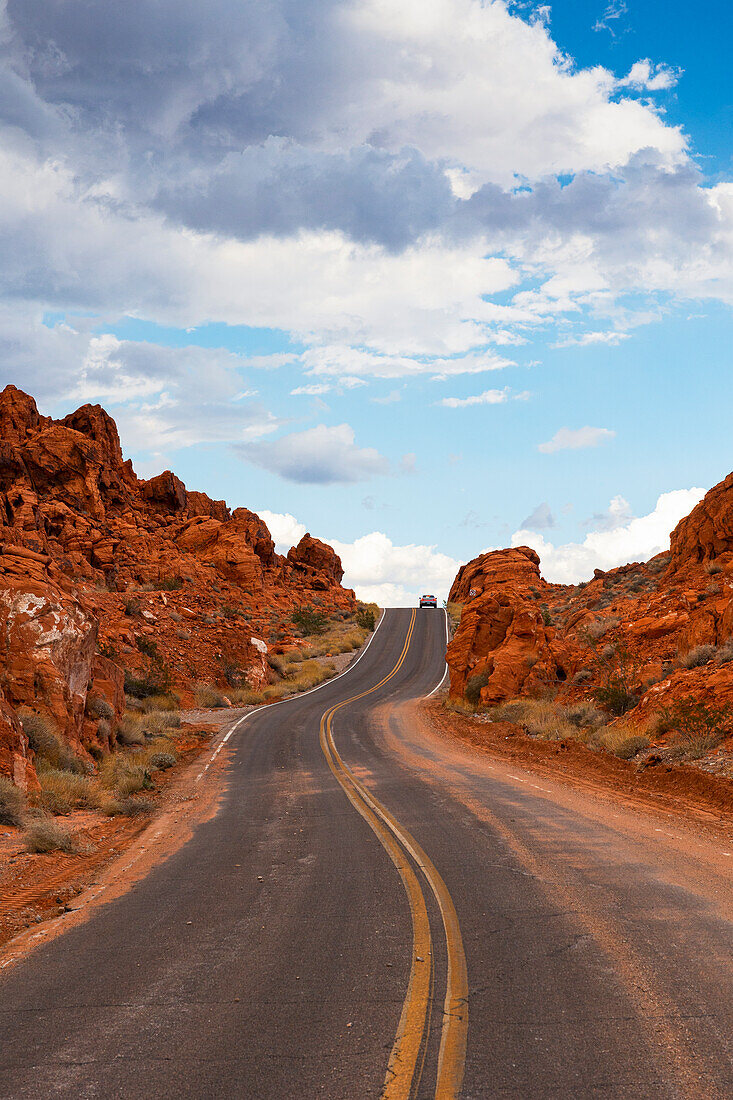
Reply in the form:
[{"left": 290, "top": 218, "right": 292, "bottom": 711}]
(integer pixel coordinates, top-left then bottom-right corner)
[
  {"left": 447, "top": 547, "right": 570, "bottom": 705},
  {"left": 448, "top": 474, "right": 733, "bottom": 723},
  {"left": 288, "top": 534, "right": 346, "bottom": 591},
  {"left": 0, "top": 386, "right": 355, "bottom": 786}
]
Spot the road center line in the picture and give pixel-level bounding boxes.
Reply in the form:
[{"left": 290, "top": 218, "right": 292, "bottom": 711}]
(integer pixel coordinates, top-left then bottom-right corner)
[{"left": 320, "top": 610, "right": 468, "bottom": 1099}]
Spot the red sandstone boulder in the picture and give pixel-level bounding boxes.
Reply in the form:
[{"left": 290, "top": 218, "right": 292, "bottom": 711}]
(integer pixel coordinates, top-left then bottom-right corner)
[{"left": 288, "top": 533, "right": 345, "bottom": 591}]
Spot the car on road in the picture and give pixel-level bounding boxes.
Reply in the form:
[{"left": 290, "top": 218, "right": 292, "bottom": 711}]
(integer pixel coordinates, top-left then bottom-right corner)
[{"left": 419, "top": 594, "right": 438, "bottom": 608}]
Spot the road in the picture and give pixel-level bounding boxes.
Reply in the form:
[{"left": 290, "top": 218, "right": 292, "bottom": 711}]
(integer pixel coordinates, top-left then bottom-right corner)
[{"left": 1, "top": 608, "right": 732, "bottom": 1098}]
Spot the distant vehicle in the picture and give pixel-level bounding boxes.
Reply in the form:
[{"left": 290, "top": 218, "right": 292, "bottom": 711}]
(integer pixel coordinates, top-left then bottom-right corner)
[{"left": 419, "top": 594, "right": 438, "bottom": 608}]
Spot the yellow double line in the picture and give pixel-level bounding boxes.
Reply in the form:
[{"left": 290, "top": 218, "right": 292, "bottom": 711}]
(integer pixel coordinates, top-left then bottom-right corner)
[{"left": 319, "top": 609, "right": 468, "bottom": 1099}]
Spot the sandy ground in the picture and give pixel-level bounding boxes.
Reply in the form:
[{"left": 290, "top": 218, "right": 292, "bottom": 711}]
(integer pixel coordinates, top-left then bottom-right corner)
[{"left": 421, "top": 697, "right": 733, "bottom": 825}]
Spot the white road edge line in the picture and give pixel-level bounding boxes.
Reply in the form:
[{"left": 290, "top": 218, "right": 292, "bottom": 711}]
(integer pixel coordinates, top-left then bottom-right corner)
[
  {"left": 194, "top": 606, "right": 389, "bottom": 782},
  {"left": 425, "top": 608, "right": 450, "bottom": 698}
]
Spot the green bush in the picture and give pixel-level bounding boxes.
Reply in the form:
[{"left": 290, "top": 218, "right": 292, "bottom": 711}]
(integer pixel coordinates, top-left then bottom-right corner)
[
  {"left": 291, "top": 607, "right": 329, "bottom": 636},
  {"left": 0, "top": 776, "right": 26, "bottom": 826},
  {"left": 594, "top": 676, "right": 637, "bottom": 716},
  {"left": 355, "top": 605, "right": 377, "bottom": 631}
]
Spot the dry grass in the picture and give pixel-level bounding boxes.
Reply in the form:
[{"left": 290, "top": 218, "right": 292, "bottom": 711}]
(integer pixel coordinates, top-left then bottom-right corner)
[
  {"left": 18, "top": 709, "right": 85, "bottom": 774},
  {"left": 678, "top": 644, "right": 717, "bottom": 670},
  {"left": 0, "top": 776, "right": 26, "bottom": 826},
  {"left": 490, "top": 699, "right": 585, "bottom": 742},
  {"left": 594, "top": 724, "right": 651, "bottom": 759},
  {"left": 25, "top": 819, "right": 77, "bottom": 854},
  {"left": 194, "top": 683, "right": 229, "bottom": 708},
  {"left": 39, "top": 769, "right": 100, "bottom": 815}
]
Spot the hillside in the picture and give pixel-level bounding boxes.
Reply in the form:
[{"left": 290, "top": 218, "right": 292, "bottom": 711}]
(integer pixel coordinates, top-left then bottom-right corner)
[
  {"left": 446, "top": 473, "right": 733, "bottom": 771},
  {"left": 0, "top": 386, "right": 355, "bottom": 790}
]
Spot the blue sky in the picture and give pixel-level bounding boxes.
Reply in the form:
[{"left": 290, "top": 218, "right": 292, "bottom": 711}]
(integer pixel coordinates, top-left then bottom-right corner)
[{"left": 1, "top": 0, "right": 731, "bottom": 602}]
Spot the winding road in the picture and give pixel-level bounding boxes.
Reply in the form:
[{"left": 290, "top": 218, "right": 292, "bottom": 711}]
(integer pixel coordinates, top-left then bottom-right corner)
[{"left": 1, "top": 608, "right": 732, "bottom": 1098}]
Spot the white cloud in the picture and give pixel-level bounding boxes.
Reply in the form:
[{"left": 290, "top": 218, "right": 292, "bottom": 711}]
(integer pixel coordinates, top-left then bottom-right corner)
[
  {"left": 440, "top": 386, "right": 532, "bottom": 408},
  {"left": 291, "top": 383, "right": 332, "bottom": 396},
  {"left": 257, "top": 510, "right": 307, "bottom": 554},
  {"left": 520, "top": 502, "right": 555, "bottom": 530},
  {"left": 255, "top": 512, "right": 461, "bottom": 606},
  {"left": 328, "top": 530, "right": 461, "bottom": 606},
  {"left": 239, "top": 423, "right": 389, "bottom": 484},
  {"left": 440, "top": 388, "right": 509, "bottom": 408},
  {"left": 617, "top": 60, "right": 681, "bottom": 92},
  {"left": 512, "top": 488, "right": 705, "bottom": 584},
  {"left": 552, "top": 330, "right": 631, "bottom": 348},
  {"left": 538, "top": 426, "right": 616, "bottom": 453}
]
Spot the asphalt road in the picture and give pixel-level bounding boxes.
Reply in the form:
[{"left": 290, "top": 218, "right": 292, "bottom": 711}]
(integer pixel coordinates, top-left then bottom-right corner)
[{"left": 1, "top": 608, "right": 732, "bottom": 1098}]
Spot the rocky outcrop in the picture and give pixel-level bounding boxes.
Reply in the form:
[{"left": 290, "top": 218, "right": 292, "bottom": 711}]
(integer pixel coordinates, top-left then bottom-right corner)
[
  {"left": 447, "top": 547, "right": 571, "bottom": 705},
  {"left": 288, "top": 534, "right": 344, "bottom": 591},
  {"left": 448, "top": 469, "right": 733, "bottom": 727},
  {"left": 0, "top": 385, "right": 355, "bottom": 787}
]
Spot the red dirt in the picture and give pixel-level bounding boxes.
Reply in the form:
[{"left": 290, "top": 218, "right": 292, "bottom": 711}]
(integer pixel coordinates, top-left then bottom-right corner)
[{"left": 423, "top": 698, "right": 733, "bottom": 824}]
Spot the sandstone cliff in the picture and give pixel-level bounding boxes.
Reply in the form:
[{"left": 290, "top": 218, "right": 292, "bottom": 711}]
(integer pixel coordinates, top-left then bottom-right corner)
[
  {"left": 0, "top": 386, "right": 354, "bottom": 788},
  {"left": 447, "top": 472, "right": 733, "bottom": 754}
]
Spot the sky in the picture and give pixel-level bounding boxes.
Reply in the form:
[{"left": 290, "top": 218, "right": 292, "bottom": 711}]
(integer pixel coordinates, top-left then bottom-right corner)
[{"left": 0, "top": 0, "right": 731, "bottom": 604}]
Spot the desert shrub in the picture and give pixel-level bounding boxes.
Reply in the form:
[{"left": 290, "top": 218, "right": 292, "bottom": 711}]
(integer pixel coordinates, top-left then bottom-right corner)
[
  {"left": 288, "top": 660, "right": 337, "bottom": 693},
  {"left": 124, "top": 654, "right": 173, "bottom": 699},
  {"left": 18, "top": 710, "right": 85, "bottom": 774},
  {"left": 565, "top": 702, "right": 604, "bottom": 729},
  {"left": 675, "top": 732, "right": 725, "bottom": 759},
  {"left": 101, "top": 795, "right": 155, "bottom": 817},
  {"left": 594, "top": 676, "right": 637, "bottom": 716},
  {"left": 96, "top": 718, "right": 112, "bottom": 743},
  {"left": 291, "top": 607, "right": 329, "bottom": 636},
  {"left": 660, "top": 699, "right": 729, "bottom": 753},
  {"left": 465, "top": 670, "right": 489, "bottom": 706},
  {"left": 705, "top": 561, "right": 724, "bottom": 575},
  {"left": 86, "top": 695, "right": 114, "bottom": 720},
  {"left": 267, "top": 654, "right": 288, "bottom": 676},
  {"left": 539, "top": 605, "right": 552, "bottom": 627},
  {"left": 0, "top": 776, "right": 26, "bottom": 826},
  {"left": 158, "top": 576, "right": 183, "bottom": 591},
  {"left": 626, "top": 574, "right": 646, "bottom": 593},
  {"left": 678, "top": 644, "right": 717, "bottom": 670},
  {"left": 228, "top": 687, "right": 266, "bottom": 706},
  {"left": 647, "top": 554, "right": 670, "bottom": 574},
  {"left": 490, "top": 699, "right": 582, "bottom": 742},
  {"left": 140, "top": 693, "right": 180, "bottom": 713},
  {"left": 716, "top": 639, "right": 733, "bottom": 665},
  {"left": 25, "top": 819, "right": 76, "bottom": 854},
  {"left": 99, "top": 755, "right": 153, "bottom": 797},
  {"left": 39, "top": 769, "right": 99, "bottom": 815},
  {"left": 573, "top": 668, "right": 593, "bottom": 684},
  {"left": 705, "top": 582, "right": 721, "bottom": 596},
  {"left": 585, "top": 616, "right": 620, "bottom": 642},
  {"left": 148, "top": 751, "right": 177, "bottom": 771},
  {"left": 355, "top": 604, "right": 377, "bottom": 631},
  {"left": 143, "top": 710, "right": 180, "bottom": 731},
  {"left": 116, "top": 715, "right": 146, "bottom": 746},
  {"left": 614, "top": 733, "right": 650, "bottom": 759},
  {"left": 124, "top": 597, "right": 142, "bottom": 617},
  {"left": 195, "top": 683, "right": 229, "bottom": 708}
]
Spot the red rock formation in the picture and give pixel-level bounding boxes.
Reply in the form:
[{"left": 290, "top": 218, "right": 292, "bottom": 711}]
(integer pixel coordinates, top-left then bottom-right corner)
[
  {"left": 448, "top": 470, "right": 733, "bottom": 733},
  {"left": 447, "top": 547, "right": 571, "bottom": 705},
  {"left": 288, "top": 534, "right": 344, "bottom": 591},
  {"left": 0, "top": 386, "right": 355, "bottom": 787}
]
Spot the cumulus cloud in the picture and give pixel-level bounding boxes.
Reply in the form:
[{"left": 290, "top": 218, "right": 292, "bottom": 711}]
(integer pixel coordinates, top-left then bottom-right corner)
[
  {"left": 252, "top": 510, "right": 461, "bottom": 605},
  {"left": 538, "top": 426, "right": 616, "bottom": 454},
  {"left": 256, "top": 510, "right": 307, "bottom": 553},
  {"left": 328, "top": 531, "right": 461, "bottom": 606},
  {"left": 238, "top": 423, "right": 389, "bottom": 484},
  {"left": 583, "top": 494, "right": 633, "bottom": 532},
  {"left": 512, "top": 488, "right": 705, "bottom": 584},
  {"left": 617, "top": 60, "right": 681, "bottom": 92}
]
